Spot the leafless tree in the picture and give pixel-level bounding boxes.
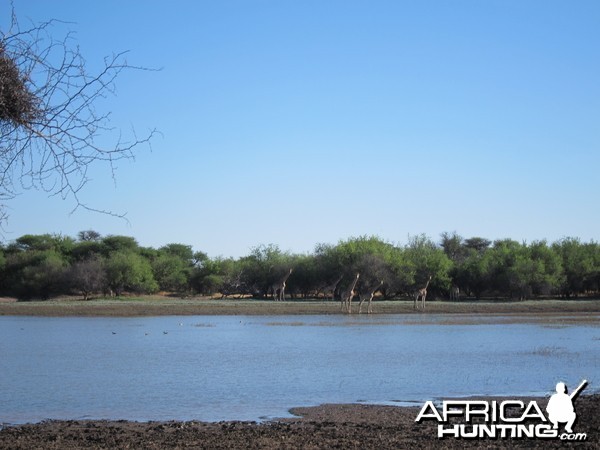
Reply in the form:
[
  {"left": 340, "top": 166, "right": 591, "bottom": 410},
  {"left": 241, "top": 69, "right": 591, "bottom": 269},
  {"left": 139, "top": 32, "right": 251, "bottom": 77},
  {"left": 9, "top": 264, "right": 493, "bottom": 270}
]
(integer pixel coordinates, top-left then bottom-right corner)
[
  {"left": 0, "top": 7, "right": 157, "bottom": 223},
  {"left": 70, "top": 256, "right": 106, "bottom": 300},
  {"left": 77, "top": 229, "right": 101, "bottom": 242}
]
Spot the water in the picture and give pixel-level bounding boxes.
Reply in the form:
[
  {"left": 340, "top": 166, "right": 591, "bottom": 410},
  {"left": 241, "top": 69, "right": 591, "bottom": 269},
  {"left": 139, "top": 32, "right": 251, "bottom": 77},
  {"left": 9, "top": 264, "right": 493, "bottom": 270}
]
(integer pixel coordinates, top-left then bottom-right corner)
[{"left": 0, "top": 314, "right": 598, "bottom": 425}]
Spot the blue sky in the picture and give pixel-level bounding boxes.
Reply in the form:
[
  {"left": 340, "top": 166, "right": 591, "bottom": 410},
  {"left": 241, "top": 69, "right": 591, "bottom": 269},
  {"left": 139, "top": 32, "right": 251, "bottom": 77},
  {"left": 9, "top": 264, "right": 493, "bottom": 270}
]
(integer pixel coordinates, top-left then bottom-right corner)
[{"left": 3, "top": 1, "right": 599, "bottom": 257}]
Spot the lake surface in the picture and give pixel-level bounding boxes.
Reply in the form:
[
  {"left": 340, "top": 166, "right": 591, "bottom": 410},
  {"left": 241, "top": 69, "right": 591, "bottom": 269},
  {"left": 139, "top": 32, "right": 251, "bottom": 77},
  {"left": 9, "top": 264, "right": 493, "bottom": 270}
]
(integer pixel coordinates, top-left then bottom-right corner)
[{"left": 1, "top": 314, "right": 598, "bottom": 425}]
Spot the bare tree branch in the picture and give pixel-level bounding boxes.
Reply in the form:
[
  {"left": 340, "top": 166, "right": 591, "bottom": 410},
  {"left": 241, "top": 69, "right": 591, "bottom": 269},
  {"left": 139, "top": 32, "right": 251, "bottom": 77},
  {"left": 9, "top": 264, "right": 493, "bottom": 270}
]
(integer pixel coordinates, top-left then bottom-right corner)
[{"left": 0, "top": 7, "right": 157, "bottom": 224}]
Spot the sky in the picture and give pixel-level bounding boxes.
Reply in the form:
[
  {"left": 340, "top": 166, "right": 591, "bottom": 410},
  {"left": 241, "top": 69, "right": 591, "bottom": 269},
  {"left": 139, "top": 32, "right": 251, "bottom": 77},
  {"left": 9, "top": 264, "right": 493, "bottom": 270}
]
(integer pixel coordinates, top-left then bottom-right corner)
[{"left": 2, "top": 0, "right": 599, "bottom": 258}]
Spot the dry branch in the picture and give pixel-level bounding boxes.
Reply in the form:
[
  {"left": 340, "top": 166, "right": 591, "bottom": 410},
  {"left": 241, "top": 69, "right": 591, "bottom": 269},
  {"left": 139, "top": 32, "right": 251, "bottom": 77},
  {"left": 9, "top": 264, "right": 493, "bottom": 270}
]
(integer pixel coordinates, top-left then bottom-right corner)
[{"left": 0, "top": 8, "right": 157, "bottom": 221}]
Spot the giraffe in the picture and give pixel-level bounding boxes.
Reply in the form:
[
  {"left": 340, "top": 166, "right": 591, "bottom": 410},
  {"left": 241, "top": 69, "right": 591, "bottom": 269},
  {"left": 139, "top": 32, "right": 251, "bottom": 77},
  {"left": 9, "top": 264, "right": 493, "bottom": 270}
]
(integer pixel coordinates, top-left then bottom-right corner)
[
  {"left": 358, "top": 280, "right": 384, "bottom": 314},
  {"left": 413, "top": 275, "right": 432, "bottom": 310},
  {"left": 340, "top": 273, "right": 360, "bottom": 313},
  {"left": 450, "top": 284, "right": 460, "bottom": 301},
  {"left": 271, "top": 268, "right": 293, "bottom": 301},
  {"left": 321, "top": 274, "right": 343, "bottom": 301}
]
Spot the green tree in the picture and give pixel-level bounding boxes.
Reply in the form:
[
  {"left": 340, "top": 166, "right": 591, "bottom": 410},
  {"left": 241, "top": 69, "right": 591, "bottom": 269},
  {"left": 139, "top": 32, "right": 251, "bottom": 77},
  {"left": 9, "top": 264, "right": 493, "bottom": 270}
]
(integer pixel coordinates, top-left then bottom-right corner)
[
  {"left": 587, "top": 241, "right": 600, "bottom": 294},
  {"left": 312, "top": 243, "right": 345, "bottom": 296},
  {"left": 485, "top": 239, "right": 558, "bottom": 300},
  {"left": 160, "top": 243, "right": 194, "bottom": 262},
  {"left": 383, "top": 246, "right": 414, "bottom": 298},
  {"left": 453, "top": 248, "right": 491, "bottom": 299},
  {"left": 238, "top": 244, "right": 294, "bottom": 297},
  {"left": 149, "top": 243, "right": 195, "bottom": 292},
  {"left": 486, "top": 239, "right": 528, "bottom": 298},
  {"left": 463, "top": 237, "right": 492, "bottom": 253},
  {"left": 404, "top": 234, "right": 452, "bottom": 296},
  {"left": 553, "top": 238, "right": 595, "bottom": 297},
  {"left": 326, "top": 236, "right": 392, "bottom": 297},
  {"left": 104, "top": 250, "right": 158, "bottom": 296},
  {"left": 191, "top": 256, "right": 228, "bottom": 296},
  {"left": 451, "top": 236, "right": 493, "bottom": 299},
  {"left": 71, "top": 240, "right": 105, "bottom": 261},
  {"left": 440, "top": 231, "right": 465, "bottom": 263},
  {"left": 101, "top": 235, "right": 140, "bottom": 255},
  {"left": 283, "top": 254, "right": 315, "bottom": 299},
  {"left": 11, "top": 233, "right": 74, "bottom": 256},
  {"left": 151, "top": 254, "right": 190, "bottom": 292},
  {"left": 4, "top": 250, "right": 68, "bottom": 300},
  {"left": 529, "top": 240, "right": 564, "bottom": 296}
]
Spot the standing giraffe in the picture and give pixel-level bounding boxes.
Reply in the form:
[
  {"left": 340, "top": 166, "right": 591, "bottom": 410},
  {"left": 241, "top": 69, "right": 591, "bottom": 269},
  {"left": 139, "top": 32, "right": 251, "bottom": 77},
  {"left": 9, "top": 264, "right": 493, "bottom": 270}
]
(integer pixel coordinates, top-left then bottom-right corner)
[
  {"left": 341, "top": 273, "right": 360, "bottom": 313},
  {"left": 320, "top": 274, "right": 343, "bottom": 301},
  {"left": 450, "top": 284, "right": 460, "bottom": 301},
  {"left": 414, "top": 275, "right": 432, "bottom": 310},
  {"left": 358, "top": 280, "right": 384, "bottom": 314},
  {"left": 271, "top": 268, "right": 293, "bottom": 301}
]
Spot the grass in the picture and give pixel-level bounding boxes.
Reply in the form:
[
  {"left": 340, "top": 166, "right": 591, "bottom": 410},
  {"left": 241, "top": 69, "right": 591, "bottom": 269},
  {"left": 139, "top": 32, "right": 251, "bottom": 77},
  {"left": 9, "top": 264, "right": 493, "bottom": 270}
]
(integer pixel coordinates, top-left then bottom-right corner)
[{"left": 1, "top": 295, "right": 600, "bottom": 321}]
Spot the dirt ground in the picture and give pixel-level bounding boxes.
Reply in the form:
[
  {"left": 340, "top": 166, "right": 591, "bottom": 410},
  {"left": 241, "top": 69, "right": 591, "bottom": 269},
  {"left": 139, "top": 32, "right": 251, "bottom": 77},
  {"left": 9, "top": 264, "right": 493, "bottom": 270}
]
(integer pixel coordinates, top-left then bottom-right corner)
[
  {"left": 1, "top": 296, "right": 600, "bottom": 318},
  {"left": 1, "top": 395, "right": 597, "bottom": 449}
]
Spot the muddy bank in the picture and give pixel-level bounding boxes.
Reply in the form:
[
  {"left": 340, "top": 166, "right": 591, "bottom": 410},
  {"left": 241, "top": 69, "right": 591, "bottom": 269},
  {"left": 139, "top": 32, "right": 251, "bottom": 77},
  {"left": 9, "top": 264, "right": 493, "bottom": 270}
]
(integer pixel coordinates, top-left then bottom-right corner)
[
  {"left": 1, "top": 297, "right": 600, "bottom": 318},
  {"left": 1, "top": 395, "right": 597, "bottom": 449}
]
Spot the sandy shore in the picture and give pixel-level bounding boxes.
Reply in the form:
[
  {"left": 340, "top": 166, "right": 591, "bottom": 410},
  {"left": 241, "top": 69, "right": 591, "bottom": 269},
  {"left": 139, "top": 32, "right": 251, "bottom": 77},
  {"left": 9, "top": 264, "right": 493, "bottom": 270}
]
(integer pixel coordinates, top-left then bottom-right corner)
[
  {"left": 1, "top": 296, "right": 600, "bottom": 319},
  {"left": 1, "top": 395, "right": 598, "bottom": 449}
]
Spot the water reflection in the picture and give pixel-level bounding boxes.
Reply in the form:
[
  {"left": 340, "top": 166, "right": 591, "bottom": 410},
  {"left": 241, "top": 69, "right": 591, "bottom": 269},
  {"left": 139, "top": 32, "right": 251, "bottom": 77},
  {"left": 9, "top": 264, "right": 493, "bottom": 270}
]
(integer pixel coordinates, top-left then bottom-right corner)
[{"left": 0, "top": 315, "right": 598, "bottom": 424}]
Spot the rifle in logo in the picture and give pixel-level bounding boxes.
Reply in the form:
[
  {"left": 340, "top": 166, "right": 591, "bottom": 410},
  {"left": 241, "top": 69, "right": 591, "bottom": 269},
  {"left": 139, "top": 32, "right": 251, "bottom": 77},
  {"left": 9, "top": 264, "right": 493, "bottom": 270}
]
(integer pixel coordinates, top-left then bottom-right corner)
[{"left": 570, "top": 379, "right": 588, "bottom": 400}]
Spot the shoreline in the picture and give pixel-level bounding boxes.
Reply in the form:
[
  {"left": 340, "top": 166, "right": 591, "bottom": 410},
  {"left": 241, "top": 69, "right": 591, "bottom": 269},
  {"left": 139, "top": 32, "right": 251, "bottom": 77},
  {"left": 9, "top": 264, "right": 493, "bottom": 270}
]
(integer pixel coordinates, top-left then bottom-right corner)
[
  {"left": 1, "top": 297, "right": 600, "bottom": 318},
  {"left": 2, "top": 299, "right": 598, "bottom": 447},
  {"left": 1, "top": 395, "right": 598, "bottom": 449}
]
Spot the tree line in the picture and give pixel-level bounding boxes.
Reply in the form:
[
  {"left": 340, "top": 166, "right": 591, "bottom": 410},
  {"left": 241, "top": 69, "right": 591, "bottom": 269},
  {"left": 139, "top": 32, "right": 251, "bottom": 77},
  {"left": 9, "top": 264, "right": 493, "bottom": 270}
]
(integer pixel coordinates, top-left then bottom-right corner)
[{"left": 0, "top": 231, "right": 598, "bottom": 301}]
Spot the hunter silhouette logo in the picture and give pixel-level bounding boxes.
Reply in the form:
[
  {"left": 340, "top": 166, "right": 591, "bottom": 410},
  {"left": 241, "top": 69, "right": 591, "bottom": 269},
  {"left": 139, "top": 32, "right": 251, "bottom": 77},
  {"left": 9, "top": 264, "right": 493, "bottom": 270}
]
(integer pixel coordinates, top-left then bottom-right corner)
[
  {"left": 547, "top": 380, "right": 587, "bottom": 434},
  {"left": 415, "top": 379, "right": 589, "bottom": 441}
]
